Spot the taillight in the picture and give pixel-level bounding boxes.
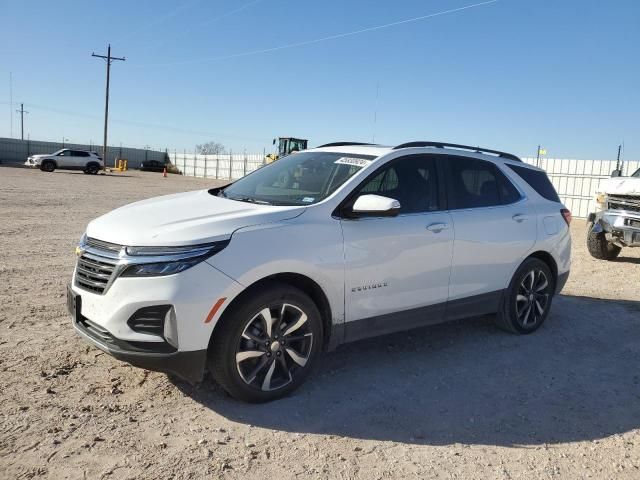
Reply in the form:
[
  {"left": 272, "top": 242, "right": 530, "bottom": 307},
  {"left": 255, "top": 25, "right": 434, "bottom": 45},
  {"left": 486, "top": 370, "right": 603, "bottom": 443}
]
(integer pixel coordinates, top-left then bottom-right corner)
[{"left": 561, "top": 208, "right": 572, "bottom": 226}]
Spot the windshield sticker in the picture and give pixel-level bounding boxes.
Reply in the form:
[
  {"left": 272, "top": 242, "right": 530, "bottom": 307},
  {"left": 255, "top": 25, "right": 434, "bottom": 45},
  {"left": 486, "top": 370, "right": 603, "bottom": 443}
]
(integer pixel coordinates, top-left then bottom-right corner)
[
  {"left": 302, "top": 197, "right": 315, "bottom": 203},
  {"left": 334, "top": 157, "right": 372, "bottom": 168}
]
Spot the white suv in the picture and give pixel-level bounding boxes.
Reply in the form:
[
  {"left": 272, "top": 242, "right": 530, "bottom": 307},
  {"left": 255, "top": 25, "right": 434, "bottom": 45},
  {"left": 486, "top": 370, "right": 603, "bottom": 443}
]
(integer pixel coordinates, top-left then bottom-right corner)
[
  {"left": 25, "top": 149, "right": 104, "bottom": 174},
  {"left": 68, "top": 141, "right": 571, "bottom": 402}
]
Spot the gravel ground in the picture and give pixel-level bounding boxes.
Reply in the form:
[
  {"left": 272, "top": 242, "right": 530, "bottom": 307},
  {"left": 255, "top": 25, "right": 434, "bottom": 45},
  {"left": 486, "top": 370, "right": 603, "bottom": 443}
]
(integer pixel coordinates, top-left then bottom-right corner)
[{"left": 1, "top": 166, "right": 639, "bottom": 480}]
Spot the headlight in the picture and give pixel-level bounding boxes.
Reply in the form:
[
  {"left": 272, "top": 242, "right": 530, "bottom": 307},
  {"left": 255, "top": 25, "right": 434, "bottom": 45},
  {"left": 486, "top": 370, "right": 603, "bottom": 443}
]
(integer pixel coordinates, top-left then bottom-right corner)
[
  {"left": 121, "top": 240, "right": 229, "bottom": 277},
  {"left": 595, "top": 193, "right": 607, "bottom": 206},
  {"left": 121, "top": 258, "right": 204, "bottom": 277}
]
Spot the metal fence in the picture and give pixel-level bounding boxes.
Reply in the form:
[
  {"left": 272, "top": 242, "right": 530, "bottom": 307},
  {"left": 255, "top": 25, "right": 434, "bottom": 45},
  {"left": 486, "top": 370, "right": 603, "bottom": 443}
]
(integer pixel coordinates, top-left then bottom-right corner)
[
  {"left": 522, "top": 158, "right": 640, "bottom": 218},
  {"left": 0, "top": 137, "right": 168, "bottom": 169},
  {"left": 172, "top": 151, "right": 266, "bottom": 181}
]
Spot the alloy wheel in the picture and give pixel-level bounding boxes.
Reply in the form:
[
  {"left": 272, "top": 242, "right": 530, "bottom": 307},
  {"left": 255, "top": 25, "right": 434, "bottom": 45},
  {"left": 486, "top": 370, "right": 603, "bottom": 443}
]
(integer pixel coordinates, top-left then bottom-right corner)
[
  {"left": 235, "top": 303, "right": 313, "bottom": 392},
  {"left": 515, "top": 269, "right": 550, "bottom": 328}
]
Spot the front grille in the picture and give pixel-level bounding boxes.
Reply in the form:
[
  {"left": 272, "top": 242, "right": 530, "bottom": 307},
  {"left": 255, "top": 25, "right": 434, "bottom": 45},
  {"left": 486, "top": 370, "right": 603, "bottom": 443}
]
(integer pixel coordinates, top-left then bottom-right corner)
[
  {"left": 86, "top": 237, "right": 122, "bottom": 253},
  {"left": 75, "top": 238, "right": 122, "bottom": 294},
  {"left": 608, "top": 196, "right": 640, "bottom": 214}
]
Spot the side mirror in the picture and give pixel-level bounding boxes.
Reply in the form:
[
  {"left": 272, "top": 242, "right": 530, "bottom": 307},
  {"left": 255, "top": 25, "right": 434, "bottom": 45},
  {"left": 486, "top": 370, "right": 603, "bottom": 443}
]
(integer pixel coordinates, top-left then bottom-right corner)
[
  {"left": 272, "top": 138, "right": 276, "bottom": 145},
  {"left": 611, "top": 169, "right": 622, "bottom": 177},
  {"left": 350, "top": 194, "right": 401, "bottom": 217}
]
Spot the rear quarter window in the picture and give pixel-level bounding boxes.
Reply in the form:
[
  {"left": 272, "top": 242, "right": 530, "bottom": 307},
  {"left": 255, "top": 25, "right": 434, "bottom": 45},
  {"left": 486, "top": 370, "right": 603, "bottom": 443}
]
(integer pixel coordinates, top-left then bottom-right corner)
[{"left": 505, "top": 164, "right": 561, "bottom": 203}]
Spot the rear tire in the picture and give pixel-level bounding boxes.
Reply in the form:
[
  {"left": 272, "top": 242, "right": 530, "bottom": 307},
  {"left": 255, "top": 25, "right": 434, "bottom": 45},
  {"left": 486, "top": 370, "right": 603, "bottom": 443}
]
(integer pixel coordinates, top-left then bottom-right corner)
[
  {"left": 40, "top": 160, "right": 55, "bottom": 172},
  {"left": 85, "top": 163, "right": 100, "bottom": 175},
  {"left": 208, "top": 283, "right": 323, "bottom": 403},
  {"left": 495, "top": 258, "right": 554, "bottom": 334},
  {"left": 586, "top": 222, "right": 621, "bottom": 260}
]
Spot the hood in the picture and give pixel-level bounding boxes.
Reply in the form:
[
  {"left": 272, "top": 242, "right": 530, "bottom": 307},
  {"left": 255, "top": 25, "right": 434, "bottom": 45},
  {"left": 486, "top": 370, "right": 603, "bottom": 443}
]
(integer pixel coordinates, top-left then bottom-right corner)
[
  {"left": 86, "top": 189, "right": 306, "bottom": 246},
  {"left": 30, "top": 154, "right": 49, "bottom": 159},
  {"left": 597, "top": 177, "right": 640, "bottom": 196}
]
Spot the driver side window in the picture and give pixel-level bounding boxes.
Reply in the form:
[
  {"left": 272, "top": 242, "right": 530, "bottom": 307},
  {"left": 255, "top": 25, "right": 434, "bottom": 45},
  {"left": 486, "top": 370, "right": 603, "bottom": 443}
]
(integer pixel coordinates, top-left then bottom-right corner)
[{"left": 356, "top": 155, "right": 440, "bottom": 214}]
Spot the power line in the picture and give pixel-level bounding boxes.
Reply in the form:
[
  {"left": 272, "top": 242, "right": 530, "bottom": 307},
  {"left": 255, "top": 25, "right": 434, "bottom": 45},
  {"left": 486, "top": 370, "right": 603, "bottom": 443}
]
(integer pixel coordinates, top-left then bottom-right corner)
[
  {"left": 16, "top": 103, "right": 28, "bottom": 140},
  {"left": 148, "top": 0, "right": 266, "bottom": 52},
  {"left": 16, "top": 101, "right": 267, "bottom": 143},
  {"left": 114, "top": 0, "right": 204, "bottom": 45},
  {"left": 135, "top": 0, "right": 499, "bottom": 67},
  {"left": 92, "top": 44, "right": 125, "bottom": 169}
]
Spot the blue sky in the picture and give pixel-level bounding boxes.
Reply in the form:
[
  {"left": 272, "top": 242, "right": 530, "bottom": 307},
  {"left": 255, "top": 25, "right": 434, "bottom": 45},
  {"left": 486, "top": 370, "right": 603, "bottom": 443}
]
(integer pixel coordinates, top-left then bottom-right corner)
[{"left": 1, "top": 0, "right": 638, "bottom": 159}]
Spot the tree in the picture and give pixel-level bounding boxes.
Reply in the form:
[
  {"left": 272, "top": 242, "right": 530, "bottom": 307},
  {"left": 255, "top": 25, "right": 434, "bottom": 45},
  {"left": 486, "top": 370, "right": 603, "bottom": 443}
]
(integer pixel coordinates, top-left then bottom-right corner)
[{"left": 196, "top": 141, "right": 226, "bottom": 155}]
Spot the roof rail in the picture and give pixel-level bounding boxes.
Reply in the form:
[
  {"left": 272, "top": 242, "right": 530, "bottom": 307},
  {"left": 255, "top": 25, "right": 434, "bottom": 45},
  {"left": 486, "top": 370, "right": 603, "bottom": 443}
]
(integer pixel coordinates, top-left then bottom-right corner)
[
  {"left": 317, "top": 142, "right": 378, "bottom": 148},
  {"left": 393, "top": 141, "right": 521, "bottom": 162}
]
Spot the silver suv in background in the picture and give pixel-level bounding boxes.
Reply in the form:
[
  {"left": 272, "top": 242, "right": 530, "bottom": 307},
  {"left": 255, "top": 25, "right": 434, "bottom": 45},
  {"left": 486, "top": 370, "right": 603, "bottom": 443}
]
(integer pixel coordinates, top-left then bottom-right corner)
[{"left": 25, "top": 149, "right": 104, "bottom": 174}]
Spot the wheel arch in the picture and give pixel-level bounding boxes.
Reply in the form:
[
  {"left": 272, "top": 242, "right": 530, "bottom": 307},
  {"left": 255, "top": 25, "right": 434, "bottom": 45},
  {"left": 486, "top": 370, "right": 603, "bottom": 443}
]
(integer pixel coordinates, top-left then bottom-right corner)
[
  {"left": 526, "top": 250, "right": 558, "bottom": 286},
  {"left": 208, "top": 272, "right": 335, "bottom": 353}
]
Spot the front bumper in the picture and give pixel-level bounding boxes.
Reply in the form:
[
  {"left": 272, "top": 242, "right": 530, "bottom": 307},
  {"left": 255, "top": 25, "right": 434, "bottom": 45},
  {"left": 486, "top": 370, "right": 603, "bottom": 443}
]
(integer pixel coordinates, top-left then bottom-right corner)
[
  {"left": 68, "top": 260, "right": 243, "bottom": 383},
  {"left": 71, "top": 297, "right": 206, "bottom": 383},
  {"left": 588, "top": 209, "right": 640, "bottom": 247}
]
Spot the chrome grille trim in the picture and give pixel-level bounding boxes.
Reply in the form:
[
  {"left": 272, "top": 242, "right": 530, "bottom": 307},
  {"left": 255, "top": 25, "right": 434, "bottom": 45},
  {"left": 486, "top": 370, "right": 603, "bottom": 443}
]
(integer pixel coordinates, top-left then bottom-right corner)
[
  {"left": 74, "top": 240, "right": 123, "bottom": 295},
  {"left": 86, "top": 237, "right": 123, "bottom": 253}
]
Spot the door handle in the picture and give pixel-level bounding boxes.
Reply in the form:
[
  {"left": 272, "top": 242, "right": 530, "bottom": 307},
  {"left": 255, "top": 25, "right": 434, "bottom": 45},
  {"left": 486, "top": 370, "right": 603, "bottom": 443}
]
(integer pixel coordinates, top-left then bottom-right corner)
[
  {"left": 512, "top": 214, "right": 528, "bottom": 223},
  {"left": 426, "top": 222, "right": 449, "bottom": 233}
]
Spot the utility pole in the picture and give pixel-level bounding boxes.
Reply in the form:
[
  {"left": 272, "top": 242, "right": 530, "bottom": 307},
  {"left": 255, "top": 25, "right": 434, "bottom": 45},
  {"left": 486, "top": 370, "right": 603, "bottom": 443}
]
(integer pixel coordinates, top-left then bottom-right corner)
[
  {"left": 16, "top": 103, "right": 28, "bottom": 140},
  {"left": 615, "top": 144, "right": 622, "bottom": 172},
  {"left": 92, "top": 45, "right": 125, "bottom": 170}
]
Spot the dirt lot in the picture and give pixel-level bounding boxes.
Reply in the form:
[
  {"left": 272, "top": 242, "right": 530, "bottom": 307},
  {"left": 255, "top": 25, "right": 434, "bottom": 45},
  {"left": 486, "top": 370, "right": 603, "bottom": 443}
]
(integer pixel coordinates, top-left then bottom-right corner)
[{"left": 1, "top": 166, "right": 639, "bottom": 480}]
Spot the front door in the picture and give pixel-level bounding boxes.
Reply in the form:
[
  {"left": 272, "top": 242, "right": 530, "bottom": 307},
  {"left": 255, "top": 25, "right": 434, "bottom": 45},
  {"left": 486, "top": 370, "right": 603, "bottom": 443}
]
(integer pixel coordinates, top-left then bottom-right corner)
[
  {"left": 340, "top": 154, "right": 453, "bottom": 342},
  {"left": 55, "top": 149, "right": 74, "bottom": 168}
]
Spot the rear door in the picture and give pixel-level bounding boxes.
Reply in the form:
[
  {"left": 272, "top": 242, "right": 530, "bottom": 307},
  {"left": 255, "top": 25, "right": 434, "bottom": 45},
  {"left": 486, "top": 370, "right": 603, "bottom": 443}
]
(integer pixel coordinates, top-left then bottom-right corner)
[
  {"left": 445, "top": 156, "right": 536, "bottom": 314},
  {"left": 72, "top": 151, "right": 90, "bottom": 169},
  {"left": 340, "top": 154, "right": 454, "bottom": 341}
]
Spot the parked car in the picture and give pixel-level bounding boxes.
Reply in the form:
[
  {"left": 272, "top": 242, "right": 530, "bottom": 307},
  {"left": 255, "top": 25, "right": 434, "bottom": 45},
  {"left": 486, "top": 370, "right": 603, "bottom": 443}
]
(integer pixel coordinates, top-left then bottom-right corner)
[
  {"left": 140, "top": 160, "right": 167, "bottom": 172},
  {"left": 25, "top": 149, "right": 103, "bottom": 174},
  {"left": 68, "top": 141, "right": 571, "bottom": 402},
  {"left": 587, "top": 167, "right": 640, "bottom": 259}
]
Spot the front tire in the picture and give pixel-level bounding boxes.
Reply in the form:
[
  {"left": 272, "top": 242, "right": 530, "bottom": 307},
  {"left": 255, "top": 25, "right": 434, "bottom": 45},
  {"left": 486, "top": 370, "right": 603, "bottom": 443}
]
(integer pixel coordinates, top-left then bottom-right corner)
[
  {"left": 586, "top": 222, "right": 621, "bottom": 260},
  {"left": 40, "top": 160, "right": 55, "bottom": 172},
  {"left": 495, "top": 258, "right": 554, "bottom": 334},
  {"left": 208, "top": 283, "right": 323, "bottom": 402}
]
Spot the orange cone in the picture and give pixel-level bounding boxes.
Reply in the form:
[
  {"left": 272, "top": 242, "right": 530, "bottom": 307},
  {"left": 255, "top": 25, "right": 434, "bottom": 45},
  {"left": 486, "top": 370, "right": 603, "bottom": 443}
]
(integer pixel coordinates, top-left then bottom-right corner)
[{"left": 163, "top": 167, "right": 167, "bottom": 178}]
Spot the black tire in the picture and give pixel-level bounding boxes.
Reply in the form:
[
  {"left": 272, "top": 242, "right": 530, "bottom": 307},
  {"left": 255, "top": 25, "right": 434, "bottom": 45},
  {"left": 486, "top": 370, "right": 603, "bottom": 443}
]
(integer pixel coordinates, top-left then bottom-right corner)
[
  {"left": 85, "top": 163, "right": 100, "bottom": 175},
  {"left": 586, "top": 222, "right": 621, "bottom": 260},
  {"left": 40, "top": 160, "right": 55, "bottom": 172},
  {"left": 208, "top": 283, "right": 323, "bottom": 403},
  {"left": 495, "top": 258, "right": 555, "bottom": 334}
]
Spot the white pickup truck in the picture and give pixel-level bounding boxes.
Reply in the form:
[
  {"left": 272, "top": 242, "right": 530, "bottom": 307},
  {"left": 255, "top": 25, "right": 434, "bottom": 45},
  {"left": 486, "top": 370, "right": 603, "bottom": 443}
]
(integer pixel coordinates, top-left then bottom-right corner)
[{"left": 587, "top": 167, "right": 640, "bottom": 260}]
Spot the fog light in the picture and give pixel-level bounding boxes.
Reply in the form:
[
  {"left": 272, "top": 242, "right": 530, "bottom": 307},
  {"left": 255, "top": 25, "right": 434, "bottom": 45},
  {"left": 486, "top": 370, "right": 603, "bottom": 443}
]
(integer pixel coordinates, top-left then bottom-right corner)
[{"left": 164, "top": 307, "right": 179, "bottom": 349}]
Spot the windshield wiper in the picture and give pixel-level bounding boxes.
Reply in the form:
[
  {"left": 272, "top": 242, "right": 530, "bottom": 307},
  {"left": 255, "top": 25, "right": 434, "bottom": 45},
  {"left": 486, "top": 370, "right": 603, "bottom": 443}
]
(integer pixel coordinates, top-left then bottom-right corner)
[{"left": 227, "top": 196, "right": 273, "bottom": 205}]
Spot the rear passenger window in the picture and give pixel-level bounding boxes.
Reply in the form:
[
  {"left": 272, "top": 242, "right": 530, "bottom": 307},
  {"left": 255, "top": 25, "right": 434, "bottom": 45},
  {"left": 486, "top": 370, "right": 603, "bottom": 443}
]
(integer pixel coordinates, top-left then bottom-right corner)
[
  {"left": 505, "top": 164, "right": 561, "bottom": 203},
  {"left": 447, "top": 157, "right": 521, "bottom": 209}
]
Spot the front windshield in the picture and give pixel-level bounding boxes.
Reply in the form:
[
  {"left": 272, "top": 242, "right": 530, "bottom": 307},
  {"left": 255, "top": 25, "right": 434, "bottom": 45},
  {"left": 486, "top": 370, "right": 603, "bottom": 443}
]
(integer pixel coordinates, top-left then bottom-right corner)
[{"left": 219, "top": 151, "right": 375, "bottom": 206}]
